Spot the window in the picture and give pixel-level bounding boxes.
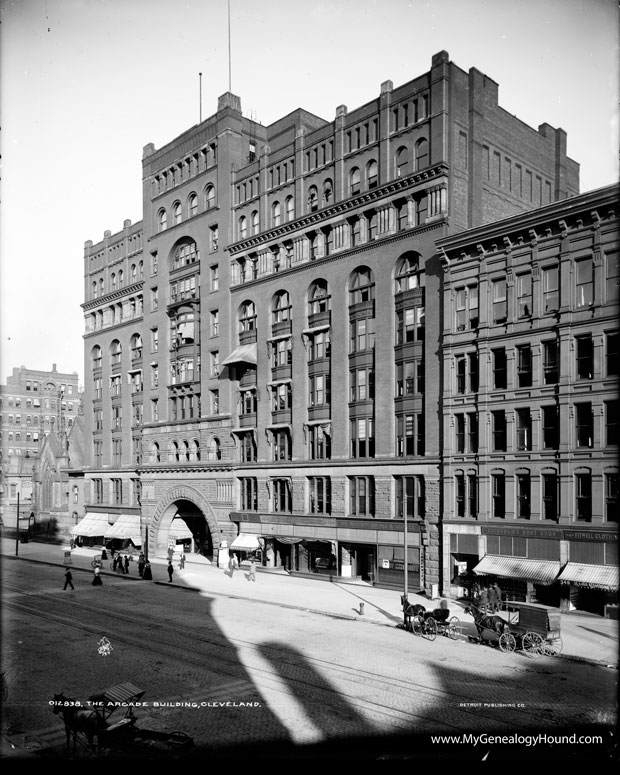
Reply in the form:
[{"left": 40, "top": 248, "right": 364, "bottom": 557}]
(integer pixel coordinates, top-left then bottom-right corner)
[
  {"left": 455, "top": 286, "right": 479, "bottom": 330},
  {"left": 158, "top": 209, "right": 167, "bottom": 232},
  {"left": 272, "top": 338, "right": 292, "bottom": 366},
  {"left": 210, "top": 351, "right": 219, "bottom": 377},
  {"left": 349, "top": 167, "right": 360, "bottom": 196},
  {"left": 395, "top": 254, "right": 424, "bottom": 292},
  {"left": 575, "top": 259, "right": 593, "bottom": 307},
  {"left": 240, "top": 388, "right": 257, "bottom": 415},
  {"left": 543, "top": 340, "right": 559, "bottom": 384},
  {"left": 396, "top": 361, "right": 422, "bottom": 396},
  {"left": 542, "top": 473, "right": 558, "bottom": 521},
  {"left": 309, "top": 374, "right": 329, "bottom": 407},
  {"left": 210, "top": 225, "right": 218, "bottom": 252},
  {"left": 349, "top": 476, "right": 374, "bottom": 516},
  {"left": 605, "top": 474, "right": 619, "bottom": 522},
  {"left": 516, "top": 274, "right": 532, "bottom": 318},
  {"left": 112, "top": 478, "right": 123, "bottom": 505},
  {"left": 210, "top": 265, "right": 219, "bottom": 292},
  {"left": 350, "top": 417, "right": 374, "bottom": 458},
  {"left": 151, "top": 287, "right": 159, "bottom": 311},
  {"left": 272, "top": 201, "right": 281, "bottom": 227},
  {"left": 606, "top": 252, "right": 619, "bottom": 302},
  {"left": 307, "top": 331, "right": 329, "bottom": 361},
  {"left": 272, "top": 383, "right": 291, "bottom": 412},
  {"left": 395, "top": 146, "right": 409, "bottom": 178},
  {"left": 350, "top": 318, "right": 375, "bottom": 353},
  {"left": 240, "top": 478, "right": 258, "bottom": 510},
  {"left": 415, "top": 138, "right": 428, "bottom": 171},
  {"left": 351, "top": 367, "right": 375, "bottom": 401},
  {"left": 173, "top": 201, "right": 182, "bottom": 225},
  {"left": 239, "top": 216, "right": 247, "bottom": 239},
  {"left": 516, "top": 473, "right": 531, "bottom": 519},
  {"left": 309, "top": 477, "right": 331, "bottom": 514},
  {"left": 367, "top": 160, "right": 378, "bottom": 189},
  {"left": 542, "top": 406, "right": 559, "bottom": 449},
  {"left": 605, "top": 401, "right": 619, "bottom": 446},
  {"left": 272, "top": 429, "right": 291, "bottom": 461},
  {"left": 455, "top": 354, "right": 478, "bottom": 393},
  {"left": 576, "top": 403, "right": 593, "bottom": 448},
  {"left": 205, "top": 184, "right": 215, "bottom": 209},
  {"left": 542, "top": 266, "right": 559, "bottom": 313},
  {"left": 456, "top": 414, "right": 465, "bottom": 453},
  {"left": 251, "top": 210, "right": 259, "bottom": 235},
  {"left": 272, "top": 292, "right": 291, "bottom": 324},
  {"left": 607, "top": 333, "right": 619, "bottom": 376},
  {"left": 468, "top": 413, "right": 479, "bottom": 453},
  {"left": 240, "top": 432, "right": 257, "bottom": 463},
  {"left": 455, "top": 473, "right": 465, "bottom": 517},
  {"left": 210, "top": 389, "right": 219, "bottom": 415},
  {"left": 151, "top": 399, "right": 159, "bottom": 422},
  {"left": 493, "top": 279, "right": 507, "bottom": 323},
  {"left": 240, "top": 301, "right": 256, "bottom": 333},
  {"left": 516, "top": 345, "right": 532, "bottom": 387},
  {"left": 286, "top": 196, "right": 294, "bottom": 222},
  {"left": 349, "top": 267, "right": 374, "bottom": 304},
  {"left": 94, "top": 479, "right": 104, "bottom": 504},
  {"left": 272, "top": 478, "right": 292, "bottom": 512},
  {"left": 395, "top": 476, "right": 424, "bottom": 520},
  {"left": 516, "top": 409, "right": 532, "bottom": 451},
  {"left": 189, "top": 193, "right": 198, "bottom": 217},
  {"left": 575, "top": 473, "right": 592, "bottom": 521},
  {"left": 396, "top": 413, "right": 424, "bottom": 456},
  {"left": 492, "top": 411, "right": 507, "bottom": 451},
  {"left": 396, "top": 307, "right": 425, "bottom": 343},
  {"left": 210, "top": 310, "right": 219, "bottom": 337},
  {"left": 576, "top": 335, "right": 593, "bottom": 379},
  {"left": 308, "top": 423, "right": 331, "bottom": 460}
]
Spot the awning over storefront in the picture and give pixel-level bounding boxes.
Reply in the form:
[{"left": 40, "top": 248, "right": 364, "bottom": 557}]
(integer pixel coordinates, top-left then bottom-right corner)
[
  {"left": 104, "top": 514, "right": 142, "bottom": 545},
  {"left": 473, "top": 555, "right": 561, "bottom": 585},
  {"left": 169, "top": 519, "right": 193, "bottom": 540},
  {"left": 230, "top": 533, "right": 261, "bottom": 551},
  {"left": 220, "top": 343, "right": 257, "bottom": 368},
  {"left": 557, "top": 562, "right": 619, "bottom": 591},
  {"left": 71, "top": 512, "right": 110, "bottom": 537}
]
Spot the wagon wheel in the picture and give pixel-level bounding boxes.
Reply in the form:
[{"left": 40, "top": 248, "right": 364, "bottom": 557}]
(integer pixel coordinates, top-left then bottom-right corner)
[
  {"left": 447, "top": 616, "right": 461, "bottom": 640},
  {"left": 541, "top": 636, "right": 563, "bottom": 657},
  {"left": 412, "top": 615, "right": 424, "bottom": 637},
  {"left": 424, "top": 617, "right": 437, "bottom": 641},
  {"left": 499, "top": 632, "right": 517, "bottom": 653},
  {"left": 522, "top": 631, "right": 544, "bottom": 658}
]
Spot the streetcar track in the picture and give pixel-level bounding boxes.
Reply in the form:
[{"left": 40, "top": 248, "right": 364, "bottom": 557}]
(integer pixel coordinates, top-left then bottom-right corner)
[{"left": 3, "top": 590, "right": 582, "bottom": 736}]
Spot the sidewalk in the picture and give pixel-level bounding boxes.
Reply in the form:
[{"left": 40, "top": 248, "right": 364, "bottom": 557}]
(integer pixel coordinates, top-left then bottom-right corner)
[{"left": 2, "top": 538, "right": 617, "bottom": 669}]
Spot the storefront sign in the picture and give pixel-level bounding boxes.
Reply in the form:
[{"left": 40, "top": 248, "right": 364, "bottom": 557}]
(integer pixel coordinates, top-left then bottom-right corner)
[
  {"left": 482, "top": 526, "right": 558, "bottom": 539},
  {"left": 564, "top": 530, "right": 618, "bottom": 542}
]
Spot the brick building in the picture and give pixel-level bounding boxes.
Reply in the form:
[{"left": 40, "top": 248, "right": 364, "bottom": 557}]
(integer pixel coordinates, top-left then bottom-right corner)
[
  {"left": 438, "top": 183, "right": 619, "bottom": 613},
  {"left": 81, "top": 51, "right": 579, "bottom": 594}
]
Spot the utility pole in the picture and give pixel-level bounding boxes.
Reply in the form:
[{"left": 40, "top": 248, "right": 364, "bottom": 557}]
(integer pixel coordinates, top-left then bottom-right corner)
[{"left": 15, "top": 492, "right": 20, "bottom": 556}]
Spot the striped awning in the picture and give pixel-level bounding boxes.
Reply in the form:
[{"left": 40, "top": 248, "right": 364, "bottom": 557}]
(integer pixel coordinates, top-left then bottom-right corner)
[
  {"left": 71, "top": 512, "right": 110, "bottom": 537},
  {"left": 473, "top": 555, "right": 561, "bottom": 585},
  {"left": 230, "top": 533, "right": 261, "bottom": 551},
  {"left": 557, "top": 562, "right": 619, "bottom": 591},
  {"left": 89, "top": 682, "right": 145, "bottom": 705},
  {"left": 104, "top": 514, "right": 141, "bottom": 545},
  {"left": 169, "top": 519, "right": 193, "bottom": 540}
]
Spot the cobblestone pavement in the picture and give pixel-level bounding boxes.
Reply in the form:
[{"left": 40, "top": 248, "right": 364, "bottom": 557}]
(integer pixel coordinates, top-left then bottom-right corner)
[{"left": 1, "top": 559, "right": 617, "bottom": 762}]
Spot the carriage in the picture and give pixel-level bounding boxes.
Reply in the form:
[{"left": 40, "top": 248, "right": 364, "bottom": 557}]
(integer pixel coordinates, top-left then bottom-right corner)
[
  {"left": 497, "top": 601, "right": 563, "bottom": 658},
  {"left": 52, "top": 683, "right": 194, "bottom": 756},
  {"left": 411, "top": 608, "right": 462, "bottom": 641}
]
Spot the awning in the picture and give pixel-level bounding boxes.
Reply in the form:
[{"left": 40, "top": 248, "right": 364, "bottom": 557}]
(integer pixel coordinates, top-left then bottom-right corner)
[
  {"left": 220, "top": 343, "right": 257, "bottom": 367},
  {"left": 71, "top": 512, "right": 110, "bottom": 537},
  {"left": 89, "top": 682, "right": 145, "bottom": 705},
  {"left": 230, "top": 533, "right": 261, "bottom": 551},
  {"left": 169, "top": 519, "right": 193, "bottom": 540},
  {"left": 557, "top": 562, "right": 619, "bottom": 591},
  {"left": 473, "top": 555, "right": 560, "bottom": 585},
  {"left": 104, "top": 514, "right": 142, "bottom": 545}
]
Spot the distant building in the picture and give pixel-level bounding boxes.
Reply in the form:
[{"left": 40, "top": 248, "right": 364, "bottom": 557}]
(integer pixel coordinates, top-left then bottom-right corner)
[
  {"left": 438, "top": 183, "right": 619, "bottom": 613},
  {"left": 81, "top": 51, "right": 580, "bottom": 594}
]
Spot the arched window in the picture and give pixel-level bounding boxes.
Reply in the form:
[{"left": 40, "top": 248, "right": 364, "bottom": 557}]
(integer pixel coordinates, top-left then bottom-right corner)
[
  {"left": 118, "top": 269, "right": 124, "bottom": 286},
  {"left": 251, "top": 210, "right": 259, "bottom": 235},
  {"left": 131, "top": 333, "right": 143, "bottom": 359},
  {"left": 285, "top": 196, "right": 294, "bottom": 221},
  {"left": 151, "top": 442, "right": 160, "bottom": 463},
  {"left": 110, "top": 272, "right": 117, "bottom": 290},
  {"left": 272, "top": 291, "right": 291, "bottom": 324},
  {"left": 349, "top": 267, "right": 375, "bottom": 304},
  {"left": 191, "top": 439, "right": 200, "bottom": 461},
  {"left": 92, "top": 281, "right": 98, "bottom": 299},
  {"left": 172, "top": 240, "right": 198, "bottom": 270},
  {"left": 182, "top": 440, "right": 190, "bottom": 461},
  {"left": 395, "top": 253, "right": 425, "bottom": 292},
  {"left": 323, "top": 179, "right": 333, "bottom": 205},
  {"left": 138, "top": 260, "right": 144, "bottom": 280},
  {"left": 208, "top": 437, "right": 221, "bottom": 461},
  {"left": 168, "top": 441, "right": 179, "bottom": 462},
  {"left": 158, "top": 208, "right": 167, "bottom": 232},
  {"left": 175, "top": 308, "right": 195, "bottom": 345},
  {"left": 367, "top": 160, "right": 378, "bottom": 189},
  {"left": 99, "top": 278, "right": 104, "bottom": 295},
  {"left": 239, "top": 215, "right": 248, "bottom": 239},
  {"left": 395, "top": 146, "right": 410, "bottom": 177},
  {"left": 131, "top": 263, "right": 137, "bottom": 282},
  {"left": 308, "top": 186, "right": 319, "bottom": 212},
  {"left": 188, "top": 192, "right": 198, "bottom": 217},
  {"left": 349, "top": 168, "right": 360, "bottom": 196},
  {"left": 92, "top": 346, "right": 102, "bottom": 371},
  {"left": 173, "top": 201, "right": 182, "bottom": 225},
  {"left": 240, "top": 301, "right": 257, "bottom": 333},
  {"left": 272, "top": 201, "right": 281, "bottom": 227},
  {"left": 205, "top": 184, "right": 215, "bottom": 209},
  {"left": 308, "top": 280, "right": 330, "bottom": 315},
  {"left": 110, "top": 340, "right": 122, "bottom": 365},
  {"left": 415, "top": 138, "right": 429, "bottom": 171}
]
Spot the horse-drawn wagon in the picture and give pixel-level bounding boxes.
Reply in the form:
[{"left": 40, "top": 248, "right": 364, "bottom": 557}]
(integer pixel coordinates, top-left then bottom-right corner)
[
  {"left": 497, "top": 601, "right": 563, "bottom": 658},
  {"left": 400, "top": 595, "right": 461, "bottom": 641}
]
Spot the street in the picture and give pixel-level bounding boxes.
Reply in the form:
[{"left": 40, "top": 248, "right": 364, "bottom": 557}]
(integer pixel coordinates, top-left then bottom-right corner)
[{"left": 1, "top": 561, "right": 617, "bottom": 761}]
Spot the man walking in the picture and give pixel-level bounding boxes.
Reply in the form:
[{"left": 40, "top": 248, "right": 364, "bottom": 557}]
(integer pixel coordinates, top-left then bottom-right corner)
[
  {"left": 167, "top": 560, "right": 174, "bottom": 582},
  {"left": 248, "top": 557, "right": 257, "bottom": 582},
  {"left": 63, "top": 568, "right": 74, "bottom": 590}
]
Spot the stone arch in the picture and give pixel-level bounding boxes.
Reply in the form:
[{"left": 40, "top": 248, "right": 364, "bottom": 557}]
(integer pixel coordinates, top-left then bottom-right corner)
[{"left": 148, "top": 484, "right": 222, "bottom": 558}]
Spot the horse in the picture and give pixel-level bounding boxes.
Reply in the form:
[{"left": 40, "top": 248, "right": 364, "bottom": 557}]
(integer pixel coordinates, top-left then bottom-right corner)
[
  {"left": 464, "top": 602, "right": 507, "bottom": 644},
  {"left": 52, "top": 692, "right": 107, "bottom": 752},
  {"left": 400, "top": 594, "right": 426, "bottom": 630}
]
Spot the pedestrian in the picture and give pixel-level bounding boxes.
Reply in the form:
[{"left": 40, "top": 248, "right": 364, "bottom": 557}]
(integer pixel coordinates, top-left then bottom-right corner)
[
  {"left": 167, "top": 561, "right": 174, "bottom": 582},
  {"left": 479, "top": 586, "right": 489, "bottom": 613},
  {"left": 233, "top": 554, "right": 239, "bottom": 571},
  {"left": 492, "top": 582, "right": 502, "bottom": 612},
  {"left": 228, "top": 555, "right": 235, "bottom": 577},
  {"left": 63, "top": 568, "right": 74, "bottom": 590},
  {"left": 124, "top": 555, "right": 130, "bottom": 574},
  {"left": 92, "top": 566, "right": 102, "bottom": 586},
  {"left": 143, "top": 561, "right": 152, "bottom": 580},
  {"left": 112, "top": 555, "right": 118, "bottom": 572},
  {"left": 248, "top": 557, "right": 256, "bottom": 582},
  {"left": 488, "top": 583, "right": 498, "bottom": 613},
  {"left": 179, "top": 553, "right": 185, "bottom": 570},
  {"left": 138, "top": 554, "right": 145, "bottom": 578}
]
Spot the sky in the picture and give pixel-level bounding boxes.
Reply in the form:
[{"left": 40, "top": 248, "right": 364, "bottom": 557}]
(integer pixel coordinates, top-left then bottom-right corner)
[{"left": 1, "top": 0, "right": 618, "bottom": 387}]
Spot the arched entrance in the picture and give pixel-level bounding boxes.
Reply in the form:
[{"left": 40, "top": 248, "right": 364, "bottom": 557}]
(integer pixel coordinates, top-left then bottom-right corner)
[{"left": 149, "top": 485, "right": 221, "bottom": 560}]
